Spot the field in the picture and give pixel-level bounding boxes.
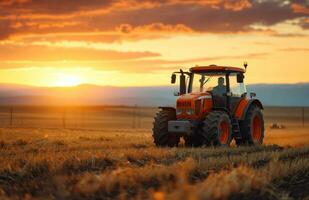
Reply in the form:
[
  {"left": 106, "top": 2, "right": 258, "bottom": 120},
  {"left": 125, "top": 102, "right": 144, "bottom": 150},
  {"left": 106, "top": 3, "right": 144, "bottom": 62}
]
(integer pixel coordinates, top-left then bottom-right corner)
[{"left": 0, "top": 107, "right": 309, "bottom": 200}]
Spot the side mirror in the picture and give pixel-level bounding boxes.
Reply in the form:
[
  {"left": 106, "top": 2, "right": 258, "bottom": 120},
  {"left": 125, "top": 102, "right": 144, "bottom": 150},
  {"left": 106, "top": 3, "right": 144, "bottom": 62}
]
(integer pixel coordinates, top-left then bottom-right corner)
[
  {"left": 179, "top": 74, "right": 186, "bottom": 95},
  {"left": 171, "top": 73, "right": 176, "bottom": 84},
  {"left": 237, "top": 73, "right": 244, "bottom": 83},
  {"left": 250, "top": 92, "right": 256, "bottom": 98}
]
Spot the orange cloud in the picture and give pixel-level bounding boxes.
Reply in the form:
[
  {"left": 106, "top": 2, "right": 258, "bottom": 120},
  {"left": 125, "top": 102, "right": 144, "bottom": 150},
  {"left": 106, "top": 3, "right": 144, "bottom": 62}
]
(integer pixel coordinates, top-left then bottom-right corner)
[
  {"left": 162, "top": 0, "right": 251, "bottom": 10},
  {"left": 0, "top": 0, "right": 30, "bottom": 6},
  {"left": 117, "top": 23, "right": 193, "bottom": 34},
  {"left": 0, "top": 44, "right": 161, "bottom": 61},
  {"left": 0, "top": 43, "right": 267, "bottom": 73},
  {"left": 223, "top": 0, "right": 252, "bottom": 11},
  {"left": 0, "top": 0, "right": 308, "bottom": 42},
  {"left": 291, "top": 3, "right": 309, "bottom": 14}
]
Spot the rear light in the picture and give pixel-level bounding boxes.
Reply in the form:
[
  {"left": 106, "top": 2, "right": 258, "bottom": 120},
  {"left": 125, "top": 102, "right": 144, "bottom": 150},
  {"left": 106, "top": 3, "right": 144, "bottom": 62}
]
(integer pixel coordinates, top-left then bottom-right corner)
[{"left": 195, "top": 100, "right": 201, "bottom": 115}]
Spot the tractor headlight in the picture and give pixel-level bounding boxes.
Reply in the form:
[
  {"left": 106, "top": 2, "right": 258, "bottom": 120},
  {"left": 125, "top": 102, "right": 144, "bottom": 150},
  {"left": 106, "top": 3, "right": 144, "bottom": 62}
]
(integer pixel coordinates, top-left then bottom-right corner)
[
  {"left": 176, "top": 109, "right": 182, "bottom": 115},
  {"left": 186, "top": 108, "right": 194, "bottom": 115}
]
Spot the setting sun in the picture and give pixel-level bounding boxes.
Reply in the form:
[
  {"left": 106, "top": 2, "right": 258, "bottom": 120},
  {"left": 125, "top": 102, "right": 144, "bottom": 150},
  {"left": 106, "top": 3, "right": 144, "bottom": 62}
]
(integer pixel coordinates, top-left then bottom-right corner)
[{"left": 53, "top": 73, "right": 83, "bottom": 87}]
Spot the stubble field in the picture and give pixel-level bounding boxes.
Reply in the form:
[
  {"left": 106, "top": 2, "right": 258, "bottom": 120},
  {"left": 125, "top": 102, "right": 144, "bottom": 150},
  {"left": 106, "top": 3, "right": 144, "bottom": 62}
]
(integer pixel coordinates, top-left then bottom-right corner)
[{"left": 0, "top": 106, "right": 308, "bottom": 200}]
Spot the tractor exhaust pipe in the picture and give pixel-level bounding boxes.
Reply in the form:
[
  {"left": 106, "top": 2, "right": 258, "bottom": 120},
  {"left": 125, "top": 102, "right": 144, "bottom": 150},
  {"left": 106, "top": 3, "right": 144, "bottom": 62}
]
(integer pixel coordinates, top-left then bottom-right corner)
[{"left": 179, "top": 70, "right": 186, "bottom": 95}]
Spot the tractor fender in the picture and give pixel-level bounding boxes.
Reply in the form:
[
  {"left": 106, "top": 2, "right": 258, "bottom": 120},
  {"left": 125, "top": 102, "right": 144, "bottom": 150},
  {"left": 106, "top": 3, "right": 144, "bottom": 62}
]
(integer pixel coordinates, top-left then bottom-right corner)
[
  {"left": 235, "top": 99, "right": 263, "bottom": 120},
  {"left": 212, "top": 107, "right": 230, "bottom": 115},
  {"left": 158, "top": 107, "right": 176, "bottom": 113}
]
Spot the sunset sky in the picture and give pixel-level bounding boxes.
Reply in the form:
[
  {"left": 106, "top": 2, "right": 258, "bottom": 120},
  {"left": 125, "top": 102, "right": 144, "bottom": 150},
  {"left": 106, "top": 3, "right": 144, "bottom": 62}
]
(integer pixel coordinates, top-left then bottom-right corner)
[{"left": 0, "top": 0, "right": 309, "bottom": 87}]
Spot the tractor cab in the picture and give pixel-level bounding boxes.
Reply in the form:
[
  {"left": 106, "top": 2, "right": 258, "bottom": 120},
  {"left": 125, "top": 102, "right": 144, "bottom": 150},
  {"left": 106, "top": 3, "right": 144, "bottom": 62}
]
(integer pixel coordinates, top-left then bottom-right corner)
[
  {"left": 172, "top": 65, "right": 249, "bottom": 120},
  {"left": 153, "top": 64, "right": 264, "bottom": 148}
]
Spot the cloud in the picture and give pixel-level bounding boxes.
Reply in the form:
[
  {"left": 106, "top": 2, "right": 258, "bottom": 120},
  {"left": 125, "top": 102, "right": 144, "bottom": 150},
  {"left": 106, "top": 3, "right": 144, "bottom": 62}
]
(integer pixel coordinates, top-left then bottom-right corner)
[
  {"left": 0, "top": 44, "right": 161, "bottom": 61},
  {"left": 221, "top": 0, "right": 252, "bottom": 11},
  {"left": 291, "top": 3, "right": 309, "bottom": 14},
  {"left": 0, "top": 0, "right": 114, "bottom": 15},
  {"left": 0, "top": 0, "right": 31, "bottom": 6},
  {"left": 18, "top": 32, "right": 166, "bottom": 43},
  {"left": 0, "top": 0, "right": 308, "bottom": 41},
  {"left": 117, "top": 23, "right": 193, "bottom": 34},
  {"left": 271, "top": 33, "right": 309, "bottom": 37},
  {"left": 279, "top": 47, "right": 309, "bottom": 52},
  {"left": 0, "top": 21, "right": 14, "bottom": 40},
  {"left": 0, "top": 50, "right": 268, "bottom": 73}
]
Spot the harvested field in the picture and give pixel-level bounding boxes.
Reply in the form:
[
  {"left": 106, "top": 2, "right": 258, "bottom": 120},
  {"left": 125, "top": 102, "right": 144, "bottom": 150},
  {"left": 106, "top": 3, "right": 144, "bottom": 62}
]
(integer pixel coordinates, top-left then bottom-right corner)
[{"left": 0, "top": 126, "right": 308, "bottom": 200}]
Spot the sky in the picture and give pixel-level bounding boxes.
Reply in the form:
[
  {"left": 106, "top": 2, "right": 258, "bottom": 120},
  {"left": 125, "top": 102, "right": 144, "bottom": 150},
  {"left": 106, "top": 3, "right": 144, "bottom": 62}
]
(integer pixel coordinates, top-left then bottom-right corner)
[{"left": 0, "top": 0, "right": 309, "bottom": 87}]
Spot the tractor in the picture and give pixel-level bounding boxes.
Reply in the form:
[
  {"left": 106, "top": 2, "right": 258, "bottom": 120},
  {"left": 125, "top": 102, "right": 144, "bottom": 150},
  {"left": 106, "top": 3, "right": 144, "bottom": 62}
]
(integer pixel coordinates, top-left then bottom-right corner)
[{"left": 152, "top": 64, "right": 264, "bottom": 147}]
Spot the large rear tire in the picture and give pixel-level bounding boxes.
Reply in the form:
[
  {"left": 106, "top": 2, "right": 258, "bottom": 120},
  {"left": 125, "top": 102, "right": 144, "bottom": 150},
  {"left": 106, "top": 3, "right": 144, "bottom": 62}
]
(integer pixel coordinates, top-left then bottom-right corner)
[
  {"left": 237, "top": 105, "right": 264, "bottom": 146},
  {"left": 201, "top": 111, "right": 232, "bottom": 147},
  {"left": 152, "top": 109, "right": 180, "bottom": 147}
]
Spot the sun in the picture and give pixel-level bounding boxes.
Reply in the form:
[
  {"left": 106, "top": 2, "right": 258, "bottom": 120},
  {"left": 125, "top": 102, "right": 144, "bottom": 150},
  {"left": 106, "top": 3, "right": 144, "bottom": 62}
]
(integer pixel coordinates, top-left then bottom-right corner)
[{"left": 53, "top": 73, "right": 83, "bottom": 87}]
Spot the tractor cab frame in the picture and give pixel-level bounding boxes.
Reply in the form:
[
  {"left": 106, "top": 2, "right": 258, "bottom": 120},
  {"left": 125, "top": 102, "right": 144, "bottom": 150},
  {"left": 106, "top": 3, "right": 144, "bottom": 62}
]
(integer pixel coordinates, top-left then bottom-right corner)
[{"left": 174, "top": 66, "right": 248, "bottom": 113}]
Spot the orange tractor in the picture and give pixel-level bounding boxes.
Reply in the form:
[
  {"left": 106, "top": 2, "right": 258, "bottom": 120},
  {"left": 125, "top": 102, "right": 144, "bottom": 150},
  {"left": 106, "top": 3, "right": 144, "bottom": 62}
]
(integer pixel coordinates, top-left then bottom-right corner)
[{"left": 153, "top": 64, "right": 264, "bottom": 147}]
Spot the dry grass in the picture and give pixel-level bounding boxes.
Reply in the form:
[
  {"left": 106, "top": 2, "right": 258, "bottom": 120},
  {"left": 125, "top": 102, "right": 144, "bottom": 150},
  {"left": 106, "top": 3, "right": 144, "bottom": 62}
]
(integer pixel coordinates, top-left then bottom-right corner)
[
  {"left": 264, "top": 127, "right": 309, "bottom": 147},
  {"left": 0, "top": 127, "right": 308, "bottom": 200}
]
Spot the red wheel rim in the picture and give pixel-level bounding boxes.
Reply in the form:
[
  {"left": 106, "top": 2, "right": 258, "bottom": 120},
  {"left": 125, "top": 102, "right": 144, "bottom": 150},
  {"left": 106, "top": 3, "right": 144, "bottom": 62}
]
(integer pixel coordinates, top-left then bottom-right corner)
[
  {"left": 252, "top": 115, "right": 262, "bottom": 142},
  {"left": 219, "top": 120, "right": 229, "bottom": 144}
]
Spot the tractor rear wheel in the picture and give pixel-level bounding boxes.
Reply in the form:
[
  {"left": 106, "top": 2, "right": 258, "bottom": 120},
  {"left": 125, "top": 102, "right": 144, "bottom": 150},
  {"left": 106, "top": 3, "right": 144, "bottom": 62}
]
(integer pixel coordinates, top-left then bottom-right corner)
[
  {"left": 152, "top": 109, "right": 180, "bottom": 147},
  {"left": 201, "top": 111, "right": 232, "bottom": 146},
  {"left": 238, "top": 105, "right": 264, "bottom": 145}
]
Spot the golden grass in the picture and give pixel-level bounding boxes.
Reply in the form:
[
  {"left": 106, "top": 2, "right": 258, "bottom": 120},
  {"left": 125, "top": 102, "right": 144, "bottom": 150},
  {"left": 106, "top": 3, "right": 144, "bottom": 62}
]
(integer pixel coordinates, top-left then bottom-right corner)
[
  {"left": 0, "top": 127, "right": 308, "bottom": 200},
  {"left": 264, "top": 127, "right": 309, "bottom": 147}
]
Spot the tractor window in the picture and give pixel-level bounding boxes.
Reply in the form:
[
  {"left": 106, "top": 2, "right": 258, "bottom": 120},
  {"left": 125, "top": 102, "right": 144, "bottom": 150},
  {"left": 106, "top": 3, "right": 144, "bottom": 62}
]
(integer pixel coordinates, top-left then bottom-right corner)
[
  {"left": 230, "top": 73, "right": 247, "bottom": 97},
  {"left": 192, "top": 73, "right": 226, "bottom": 94}
]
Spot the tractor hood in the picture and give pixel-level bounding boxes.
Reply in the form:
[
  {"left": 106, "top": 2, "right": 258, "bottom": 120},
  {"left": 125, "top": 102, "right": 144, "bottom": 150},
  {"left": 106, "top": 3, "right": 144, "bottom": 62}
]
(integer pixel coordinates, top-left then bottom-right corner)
[
  {"left": 176, "top": 92, "right": 213, "bottom": 119},
  {"left": 177, "top": 92, "right": 211, "bottom": 105}
]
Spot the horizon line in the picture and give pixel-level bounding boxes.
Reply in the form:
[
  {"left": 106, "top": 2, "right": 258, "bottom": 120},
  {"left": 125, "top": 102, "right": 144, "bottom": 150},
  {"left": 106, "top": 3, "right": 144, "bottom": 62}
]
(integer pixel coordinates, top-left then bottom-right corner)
[{"left": 0, "top": 82, "right": 309, "bottom": 88}]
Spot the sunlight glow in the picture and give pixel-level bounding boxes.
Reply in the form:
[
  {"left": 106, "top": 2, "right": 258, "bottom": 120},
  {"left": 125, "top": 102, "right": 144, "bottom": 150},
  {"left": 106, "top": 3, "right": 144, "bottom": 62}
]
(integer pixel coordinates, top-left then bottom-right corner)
[{"left": 53, "top": 73, "right": 83, "bottom": 87}]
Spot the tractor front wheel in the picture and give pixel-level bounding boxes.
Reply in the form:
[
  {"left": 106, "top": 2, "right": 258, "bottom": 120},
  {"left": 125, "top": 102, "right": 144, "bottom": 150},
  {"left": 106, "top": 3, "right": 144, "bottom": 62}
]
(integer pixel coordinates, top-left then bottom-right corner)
[
  {"left": 201, "top": 111, "right": 232, "bottom": 147},
  {"left": 152, "top": 109, "right": 180, "bottom": 147}
]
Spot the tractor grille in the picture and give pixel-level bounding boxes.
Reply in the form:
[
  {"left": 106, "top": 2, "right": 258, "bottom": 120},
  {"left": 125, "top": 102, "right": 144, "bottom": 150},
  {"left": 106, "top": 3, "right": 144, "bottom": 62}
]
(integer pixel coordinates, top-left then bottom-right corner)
[
  {"left": 177, "top": 101, "right": 191, "bottom": 107},
  {"left": 195, "top": 100, "right": 201, "bottom": 115}
]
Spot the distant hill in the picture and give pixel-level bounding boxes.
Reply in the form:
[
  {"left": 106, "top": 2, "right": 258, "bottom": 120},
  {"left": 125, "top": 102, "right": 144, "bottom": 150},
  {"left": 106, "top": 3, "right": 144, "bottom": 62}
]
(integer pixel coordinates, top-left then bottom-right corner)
[
  {"left": 0, "top": 83, "right": 308, "bottom": 107},
  {"left": 247, "top": 83, "right": 309, "bottom": 107},
  {"left": 0, "top": 84, "right": 177, "bottom": 106}
]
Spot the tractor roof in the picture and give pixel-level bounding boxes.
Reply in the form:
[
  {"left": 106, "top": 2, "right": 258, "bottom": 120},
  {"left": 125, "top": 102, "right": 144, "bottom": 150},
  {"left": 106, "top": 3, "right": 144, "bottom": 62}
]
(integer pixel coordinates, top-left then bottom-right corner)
[{"left": 190, "top": 65, "right": 245, "bottom": 73}]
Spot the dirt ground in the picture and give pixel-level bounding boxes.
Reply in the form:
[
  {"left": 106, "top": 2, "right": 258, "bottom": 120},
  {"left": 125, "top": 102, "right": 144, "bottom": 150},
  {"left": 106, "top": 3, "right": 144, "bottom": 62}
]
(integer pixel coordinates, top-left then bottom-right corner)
[{"left": 0, "top": 126, "right": 308, "bottom": 200}]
